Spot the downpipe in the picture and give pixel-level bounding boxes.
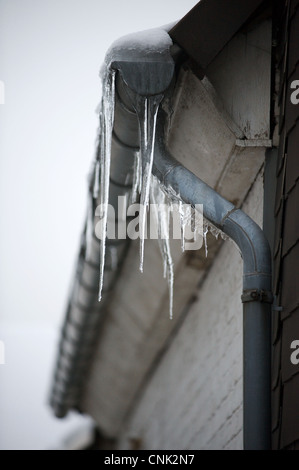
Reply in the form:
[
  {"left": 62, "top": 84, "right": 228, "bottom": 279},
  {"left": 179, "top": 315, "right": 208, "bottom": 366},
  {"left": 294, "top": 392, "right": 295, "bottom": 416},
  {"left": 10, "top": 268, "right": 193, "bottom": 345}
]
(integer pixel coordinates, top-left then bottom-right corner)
[{"left": 153, "top": 109, "right": 272, "bottom": 450}]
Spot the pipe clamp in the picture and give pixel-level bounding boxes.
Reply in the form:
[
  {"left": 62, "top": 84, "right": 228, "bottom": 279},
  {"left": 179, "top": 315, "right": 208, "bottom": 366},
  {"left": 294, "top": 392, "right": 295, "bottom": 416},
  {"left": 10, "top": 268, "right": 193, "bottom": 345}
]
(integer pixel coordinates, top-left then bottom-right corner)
[{"left": 241, "top": 289, "right": 273, "bottom": 304}]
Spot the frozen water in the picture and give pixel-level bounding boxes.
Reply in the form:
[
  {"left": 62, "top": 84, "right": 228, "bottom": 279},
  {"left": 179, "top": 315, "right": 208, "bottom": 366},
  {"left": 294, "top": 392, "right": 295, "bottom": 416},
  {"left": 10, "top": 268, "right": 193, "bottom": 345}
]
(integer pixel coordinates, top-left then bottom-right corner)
[
  {"left": 131, "top": 150, "right": 142, "bottom": 204},
  {"left": 104, "top": 27, "right": 173, "bottom": 67},
  {"left": 97, "top": 67, "right": 116, "bottom": 301},
  {"left": 150, "top": 176, "right": 174, "bottom": 319},
  {"left": 91, "top": 26, "right": 228, "bottom": 316},
  {"left": 134, "top": 94, "right": 163, "bottom": 272},
  {"left": 203, "top": 222, "right": 209, "bottom": 258}
]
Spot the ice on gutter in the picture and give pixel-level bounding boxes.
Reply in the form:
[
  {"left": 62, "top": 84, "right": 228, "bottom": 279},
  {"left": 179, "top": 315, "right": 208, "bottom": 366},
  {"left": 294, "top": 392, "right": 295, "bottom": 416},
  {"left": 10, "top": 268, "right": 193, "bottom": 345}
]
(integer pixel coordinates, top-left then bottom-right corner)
[{"left": 92, "top": 27, "right": 226, "bottom": 318}]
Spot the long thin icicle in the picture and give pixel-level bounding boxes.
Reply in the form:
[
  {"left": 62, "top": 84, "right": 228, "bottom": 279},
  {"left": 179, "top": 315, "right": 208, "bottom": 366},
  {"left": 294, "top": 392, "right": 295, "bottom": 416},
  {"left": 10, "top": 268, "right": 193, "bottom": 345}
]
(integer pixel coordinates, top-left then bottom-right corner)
[
  {"left": 131, "top": 149, "right": 142, "bottom": 204},
  {"left": 150, "top": 176, "right": 174, "bottom": 319},
  {"left": 92, "top": 107, "right": 103, "bottom": 199},
  {"left": 98, "top": 67, "right": 116, "bottom": 301},
  {"left": 203, "top": 223, "right": 209, "bottom": 258},
  {"left": 179, "top": 201, "right": 186, "bottom": 253},
  {"left": 134, "top": 94, "right": 163, "bottom": 273}
]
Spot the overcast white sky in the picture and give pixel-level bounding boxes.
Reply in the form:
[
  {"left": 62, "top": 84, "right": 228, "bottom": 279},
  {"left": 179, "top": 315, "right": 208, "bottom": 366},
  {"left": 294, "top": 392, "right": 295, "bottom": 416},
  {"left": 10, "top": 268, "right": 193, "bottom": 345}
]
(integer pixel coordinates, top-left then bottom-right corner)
[{"left": 0, "top": 0, "right": 199, "bottom": 450}]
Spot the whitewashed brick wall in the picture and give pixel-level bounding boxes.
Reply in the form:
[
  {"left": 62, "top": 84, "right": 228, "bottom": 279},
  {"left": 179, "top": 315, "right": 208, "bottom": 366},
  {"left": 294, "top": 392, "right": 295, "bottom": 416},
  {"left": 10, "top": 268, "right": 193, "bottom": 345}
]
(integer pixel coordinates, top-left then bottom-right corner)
[{"left": 117, "top": 170, "right": 264, "bottom": 450}]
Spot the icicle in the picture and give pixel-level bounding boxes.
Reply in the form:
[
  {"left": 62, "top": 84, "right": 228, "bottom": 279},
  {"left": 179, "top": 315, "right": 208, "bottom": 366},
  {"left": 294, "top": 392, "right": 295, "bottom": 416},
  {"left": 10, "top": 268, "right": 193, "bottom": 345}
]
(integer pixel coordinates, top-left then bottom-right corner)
[
  {"left": 131, "top": 150, "right": 142, "bottom": 204},
  {"left": 203, "top": 223, "right": 209, "bottom": 258},
  {"left": 164, "top": 202, "right": 174, "bottom": 320},
  {"left": 205, "top": 219, "right": 228, "bottom": 242},
  {"left": 221, "top": 231, "right": 228, "bottom": 241},
  {"left": 98, "top": 67, "right": 116, "bottom": 301},
  {"left": 200, "top": 218, "right": 229, "bottom": 260},
  {"left": 179, "top": 201, "right": 185, "bottom": 253},
  {"left": 92, "top": 108, "right": 103, "bottom": 199},
  {"left": 166, "top": 254, "right": 174, "bottom": 320},
  {"left": 150, "top": 176, "right": 174, "bottom": 319},
  {"left": 134, "top": 94, "right": 163, "bottom": 273}
]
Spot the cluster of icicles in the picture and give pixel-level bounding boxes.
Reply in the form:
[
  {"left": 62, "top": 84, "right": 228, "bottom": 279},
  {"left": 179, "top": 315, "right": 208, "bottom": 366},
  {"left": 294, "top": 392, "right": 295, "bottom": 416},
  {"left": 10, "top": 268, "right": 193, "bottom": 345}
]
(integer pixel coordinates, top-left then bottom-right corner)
[{"left": 91, "top": 66, "right": 227, "bottom": 319}]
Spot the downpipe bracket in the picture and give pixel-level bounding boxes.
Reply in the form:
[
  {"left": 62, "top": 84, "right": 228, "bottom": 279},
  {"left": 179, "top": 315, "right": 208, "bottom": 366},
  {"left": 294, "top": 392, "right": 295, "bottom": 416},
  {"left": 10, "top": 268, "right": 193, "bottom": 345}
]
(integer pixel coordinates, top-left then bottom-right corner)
[{"left": 242, "top": 288, "right": 273, "bottom": 304}]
